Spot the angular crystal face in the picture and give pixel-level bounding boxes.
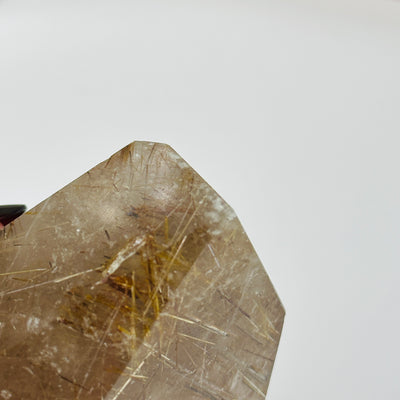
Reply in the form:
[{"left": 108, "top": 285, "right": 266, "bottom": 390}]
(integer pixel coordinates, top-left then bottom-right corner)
[{"left": 0, "top": 142, "right": 284, "bottom": 399}]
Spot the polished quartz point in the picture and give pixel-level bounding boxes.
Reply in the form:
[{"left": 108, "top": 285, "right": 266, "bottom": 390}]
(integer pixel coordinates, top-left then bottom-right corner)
[{"left": 0, "top": 142, "right": 284, "bottom": 400}]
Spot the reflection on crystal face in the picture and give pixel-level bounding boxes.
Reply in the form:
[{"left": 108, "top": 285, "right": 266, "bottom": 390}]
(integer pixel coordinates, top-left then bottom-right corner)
[{"left": 0, "top": 142, "right": 284, "bottom": 399}]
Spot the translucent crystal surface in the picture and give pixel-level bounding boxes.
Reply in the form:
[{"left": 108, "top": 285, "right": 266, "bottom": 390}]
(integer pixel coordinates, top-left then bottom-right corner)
[{"left": 0, "top": 142, "right": 284, "bottom": 399}]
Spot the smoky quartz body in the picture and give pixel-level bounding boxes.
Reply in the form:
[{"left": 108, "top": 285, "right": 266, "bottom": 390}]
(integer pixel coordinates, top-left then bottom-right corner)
[{"left": 0, "top": 142, "right": 284, "bottom": 399}]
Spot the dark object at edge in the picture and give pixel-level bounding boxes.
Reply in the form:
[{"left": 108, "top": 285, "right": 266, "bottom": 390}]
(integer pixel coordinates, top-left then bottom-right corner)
[{"left": 0, "top": 205, "right": 26, "bottom": 227}]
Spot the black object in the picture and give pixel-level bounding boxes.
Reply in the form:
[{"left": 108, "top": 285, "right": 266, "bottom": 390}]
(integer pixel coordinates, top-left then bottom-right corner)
[{"left": 0, "top": 205, "right": 26, "bottom": 227}]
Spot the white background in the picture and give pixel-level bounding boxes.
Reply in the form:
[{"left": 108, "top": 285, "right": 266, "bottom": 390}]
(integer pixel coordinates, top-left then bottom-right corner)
[{"left": 1, "top": 1, "right": 400, "bottom": 398}]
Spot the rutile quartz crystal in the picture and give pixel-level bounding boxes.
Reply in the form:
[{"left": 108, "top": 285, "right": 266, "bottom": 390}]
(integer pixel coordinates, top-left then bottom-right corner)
[{"left": 0, "top": 142, "right": 284, "bottom": 400}]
